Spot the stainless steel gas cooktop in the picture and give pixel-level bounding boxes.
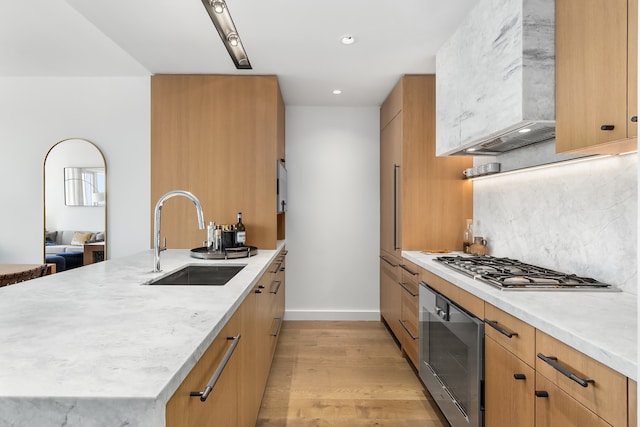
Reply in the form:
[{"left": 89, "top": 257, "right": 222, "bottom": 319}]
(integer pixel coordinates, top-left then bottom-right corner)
[{"left": 435, "top": 256, "right": 618, "bottom": 291}]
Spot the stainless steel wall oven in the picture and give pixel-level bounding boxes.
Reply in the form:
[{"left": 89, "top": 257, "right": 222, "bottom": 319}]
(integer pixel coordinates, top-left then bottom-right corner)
[{"left": 419, "top": 282, "right": 484, "bottom": 427}]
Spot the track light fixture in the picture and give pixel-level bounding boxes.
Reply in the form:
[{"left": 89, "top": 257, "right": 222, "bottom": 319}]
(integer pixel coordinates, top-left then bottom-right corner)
[{"left": 201, "top": 0, "right": 252, "bottom": 69}]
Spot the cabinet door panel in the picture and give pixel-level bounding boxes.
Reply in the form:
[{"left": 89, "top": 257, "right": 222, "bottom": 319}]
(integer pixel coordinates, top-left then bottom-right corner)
[
  {"left": 485, "top": 337, "right": 534, "bottom": 427},
  {"left": 535, "top": 373, "right": 611, "bottom": 427},
  {"left": 556, "top": 0, "right": 628, "bottom": 152},
  {"left": 380, "top": 113, "right": 402, "bottom": 258}
]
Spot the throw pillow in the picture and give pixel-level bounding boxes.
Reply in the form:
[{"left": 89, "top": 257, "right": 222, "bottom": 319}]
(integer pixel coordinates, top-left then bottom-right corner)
[
  {"left": 70, "top": 231, "right": 94, "bottom": 246},
  {"left": 45, "top": 230, "right": 57, "bottom": 243}
]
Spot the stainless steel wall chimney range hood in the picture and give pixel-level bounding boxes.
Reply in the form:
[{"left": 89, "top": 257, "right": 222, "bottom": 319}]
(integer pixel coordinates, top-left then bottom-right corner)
[{"left": 435, "top": 0, "right": 556, "bottom": 157}]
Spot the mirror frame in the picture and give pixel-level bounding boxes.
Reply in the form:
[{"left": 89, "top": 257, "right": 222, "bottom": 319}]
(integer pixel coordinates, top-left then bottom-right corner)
[{"left": 43, "top": 138, "right": 107, "bottom": 265}]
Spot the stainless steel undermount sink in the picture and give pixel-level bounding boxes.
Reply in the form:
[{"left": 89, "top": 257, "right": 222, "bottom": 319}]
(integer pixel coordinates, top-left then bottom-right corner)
[{"left": 147, "top": 265, "right": 245, "bottom": 286}]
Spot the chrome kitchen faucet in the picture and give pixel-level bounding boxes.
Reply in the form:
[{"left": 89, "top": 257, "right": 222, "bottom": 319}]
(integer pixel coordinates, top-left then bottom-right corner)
[{"left": 153, "top": 190, "right": 205, "bottom": 272}]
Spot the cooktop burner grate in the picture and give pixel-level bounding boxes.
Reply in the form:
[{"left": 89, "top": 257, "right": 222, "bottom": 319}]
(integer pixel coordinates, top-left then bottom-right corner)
[{"left": 435, "top": 256, "right": 617, "bottom": 291}]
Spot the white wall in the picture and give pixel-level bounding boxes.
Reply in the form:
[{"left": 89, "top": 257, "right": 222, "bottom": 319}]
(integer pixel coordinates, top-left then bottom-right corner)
[
  {"left": 0, "top": 77, "right": 150, "bottom": 263},
  {"left": 474, "top": 153, "right": 638, "bottom": 293},
  {"left": 285, "top": 107, "right": 380, "bottom": 320}
]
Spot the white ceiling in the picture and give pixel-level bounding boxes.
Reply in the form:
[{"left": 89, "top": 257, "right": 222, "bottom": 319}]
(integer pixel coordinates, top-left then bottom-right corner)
[{"left": 0, "top": 0, "right": 474, "bottom": 106}]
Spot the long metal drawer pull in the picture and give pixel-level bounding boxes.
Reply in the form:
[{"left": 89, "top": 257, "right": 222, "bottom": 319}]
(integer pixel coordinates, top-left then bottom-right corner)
[
  {"left": 399, "top": 319, "right": 418, "bottom": 340},
  {"left": 600, "top": 124, "right": 615, "bottom": 131},
  {"left": 513, "top": 373, "right": 527, "bottom": 380},
  {"left": 270, "top": 280, "right": 282, "bottom": 295},
  {"left": 380, "top": 256, "right": 398, "bottom": 267},
  {"left": 535, "top": 390, "right": 549, "bottom": 398},
  {"left": 190, "top": 334, "right": 241, "bottom": 402},
  {"left": 537, "top": 353, "right": 595, "bottom": 388},
  {"left": 393, "top": 164, "right": 400, "bottom": 251},
  {"left": 270, "top": 262, "right": 282, "bottom": 274},
  {"left": 484, "top": 319, "right": 518, "bottom": 338},
  {"left": 398, "top": 282, "right": 418, "bottom": 297},
  {"left": 400, "top": 264, "right": 418, "bottom": 276},
  {"left": 271, "top": 318, "right": 283, "bottom": 337}
]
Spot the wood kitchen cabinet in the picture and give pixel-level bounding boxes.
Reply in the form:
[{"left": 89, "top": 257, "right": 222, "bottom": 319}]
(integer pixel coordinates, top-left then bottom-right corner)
[
  {"left": 535, "top": 373, "right": 611, "bottom": 427},
  {"left": 555, "top": 0, "right": 638, "bottom": 154},
  {"left": 398, "top": 260, "right": 420, "bottom": 368},
  {"left": 484, "top": 304, "right": 536, "bottom": 427},
  {"left": 485, "top": 336, "right": 535, "bottom": 427},
  {"left": 166, "top": 305, "right": 242, "bottom": 427},
  {"left": 379, "top": 75, "right": 472, "bottom": 352},
  {"left": 166, "top": 247, "right": 286, "bottom": 427},
  {"left": 151, "top": 75, "right": 285, "bottom": 250},
  {"left": 535, "top": 330, "right": 628, "bottom": 427},
  {"left": 379, "top": 75, "right": 473, "bottom": 260},
  {"left": 380, "top": 255, "right": 402, "bottom": 341}
]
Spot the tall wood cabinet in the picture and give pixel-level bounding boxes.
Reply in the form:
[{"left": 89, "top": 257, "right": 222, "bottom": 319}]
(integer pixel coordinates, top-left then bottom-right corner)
[
  {"left": 379, "top": 75, "right": 472, "bottom": 363},
  {"left": 555, "top": 0, "right": 638, "bottom": 154},
  {"left": 151, "top": 75, "right": 285, "bottom": 250}
]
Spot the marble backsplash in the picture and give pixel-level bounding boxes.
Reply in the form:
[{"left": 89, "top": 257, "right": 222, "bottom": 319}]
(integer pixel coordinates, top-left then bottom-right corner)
[{"left": 473, "top": 152, "right": 638, "bottom": 293}]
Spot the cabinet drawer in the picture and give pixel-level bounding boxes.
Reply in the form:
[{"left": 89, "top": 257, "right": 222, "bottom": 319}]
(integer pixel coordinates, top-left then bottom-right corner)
[
  {"left": 421, "top": 269, "right": 484, "bottom": 319},
  {"left": 535, "top": 372, "right": 610, "bottom": 427},
  {"left": 484, "top": 303, "right": 536, "bottom": 367},
  {"left": 166, "top": 310, "right": 241, "bottom": 427},
  {"left": 400, "top": 289, "right": 418, "bottom": 333},
  {"left": 400, "top": 259, "right": 420, "bottom": 287},
  {"left": 536, "top": 330, "right": 627, "bottom": 426}
]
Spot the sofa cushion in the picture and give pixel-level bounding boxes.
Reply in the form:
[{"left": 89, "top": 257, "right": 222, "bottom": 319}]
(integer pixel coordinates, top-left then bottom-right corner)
[{"left": 70, "top": 231, "right": 94, "bottom": 246}]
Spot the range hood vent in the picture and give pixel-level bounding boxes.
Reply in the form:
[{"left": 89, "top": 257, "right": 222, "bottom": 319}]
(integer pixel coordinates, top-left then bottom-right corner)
[
  {"left": 452, "top": 122, "right": 556, "bottom": 156},
  {"left": 435, "top": 0, "right": 556, "bottom": 157}
]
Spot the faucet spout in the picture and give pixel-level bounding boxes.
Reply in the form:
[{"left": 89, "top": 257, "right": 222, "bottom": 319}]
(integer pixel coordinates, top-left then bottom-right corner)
[{"left": 153, "top": 190, "right": 205, "bottom": 272}]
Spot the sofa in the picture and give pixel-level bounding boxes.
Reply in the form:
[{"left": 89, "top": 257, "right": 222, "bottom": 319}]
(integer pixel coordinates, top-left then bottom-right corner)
[
  {"left": 45, "top": 230, "right": 104, "bottom": 272},
  {"left": 45, "top": 230, "right": 104, "bottom": 255}
]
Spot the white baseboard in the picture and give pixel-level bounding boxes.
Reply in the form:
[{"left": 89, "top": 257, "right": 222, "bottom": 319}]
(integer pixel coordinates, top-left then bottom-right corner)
[{"left": 284, "top": 310, "right": 380, "bottom": 321}]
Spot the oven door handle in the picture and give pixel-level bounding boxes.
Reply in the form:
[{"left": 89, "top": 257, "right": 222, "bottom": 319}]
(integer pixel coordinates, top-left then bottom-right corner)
[{"left": 484, "top": 319, "right": 518, "bottom": 338}]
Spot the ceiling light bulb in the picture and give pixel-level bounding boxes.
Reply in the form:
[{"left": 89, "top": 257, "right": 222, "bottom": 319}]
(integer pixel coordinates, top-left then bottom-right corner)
[
  {"left": 333, "top": 89, "right": 342, "bottom": 95},
  {"left": 209, "top": 0, "right": 226, "bottom": 13},
  {"left": 340, "top": 35, "right": 356, "bottom": 45},
  {"left": 227, "top": 33, "right": 239, "bottom": 47}
]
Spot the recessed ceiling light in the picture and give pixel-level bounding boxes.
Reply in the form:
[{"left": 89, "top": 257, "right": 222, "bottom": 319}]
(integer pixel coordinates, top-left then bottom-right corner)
[
  {"left": 340, "top": 35, "right": 356, "bottom": 45},
  {"left": 518, "top": 128, "right": 531, "bottom": 133},
  {"left": 332, "top": 89, "right": 342, "bottom": 95}
]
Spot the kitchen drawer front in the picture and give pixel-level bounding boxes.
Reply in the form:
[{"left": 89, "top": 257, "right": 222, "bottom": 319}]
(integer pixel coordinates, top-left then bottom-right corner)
[
  {"left": 535, "top": 372, "right": 611, "bottom": 427},
  {"left": 536, "top": 330, "right": 627, "bottom": 426},
  {"left": 484, "top": 303, "right": 536, "bottom": 367},
  {"left": 166, "top": 309, "right": 241, "bottom": 427},
  {"left": 399, "top": 291, "right": 419, "bottom": 368},
  {"left": 421, "top": 269, "right": 484, "bottom": 319},
  {"left": 400, "top": 259, "right": 420, "bottom": 287}
]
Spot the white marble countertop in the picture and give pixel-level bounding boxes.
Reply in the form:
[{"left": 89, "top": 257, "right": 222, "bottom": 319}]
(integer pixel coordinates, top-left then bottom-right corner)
[
  {"left": 0, "top": 244, "right": 284, "bottom": 427},
  {"left": 404, "top": 251, "right": 637, "bottom": 381}
]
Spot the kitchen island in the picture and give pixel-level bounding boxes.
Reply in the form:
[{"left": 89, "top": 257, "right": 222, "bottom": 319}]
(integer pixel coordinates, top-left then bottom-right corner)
[
  {"left": 404, "top": 251, "right": 637, "bottom": 380},
  {"left": 0, "top": 244, "right": 284, "bottom": 427}
]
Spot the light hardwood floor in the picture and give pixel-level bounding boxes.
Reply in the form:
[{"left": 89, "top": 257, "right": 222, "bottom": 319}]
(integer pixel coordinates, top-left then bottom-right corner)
[{"left": 256, "top": 321, "right": 448, "bottom": 427}]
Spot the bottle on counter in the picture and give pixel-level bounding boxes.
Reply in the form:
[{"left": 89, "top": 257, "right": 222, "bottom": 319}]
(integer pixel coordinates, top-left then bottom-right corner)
[
  {"left": 214, "top": 225, "right": 222, "bottom": 251},
  {"left": 463, "top": 219, "right": 473, "bottom": 254},
  {"left": 207, "top": 221, "right": 215, "bottom": 250},
  {"left": 235, "top": 212, "right": 246, "bottom": 247}
]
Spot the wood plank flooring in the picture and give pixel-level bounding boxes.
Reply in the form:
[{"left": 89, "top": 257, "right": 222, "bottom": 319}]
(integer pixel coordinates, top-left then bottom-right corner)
[{"left": 256, "top": 321, "right": 448, "bottom": 427}]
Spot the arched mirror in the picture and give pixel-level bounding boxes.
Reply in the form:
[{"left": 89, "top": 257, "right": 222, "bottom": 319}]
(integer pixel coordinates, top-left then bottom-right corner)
[{"left": 43, "top": 139, "right": 107, "bottom": 272}]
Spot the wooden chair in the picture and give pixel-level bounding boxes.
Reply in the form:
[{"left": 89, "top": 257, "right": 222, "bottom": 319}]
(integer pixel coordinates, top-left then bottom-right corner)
[{"left": 0, "top": 265, "right": 47, "bottom": 287}]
